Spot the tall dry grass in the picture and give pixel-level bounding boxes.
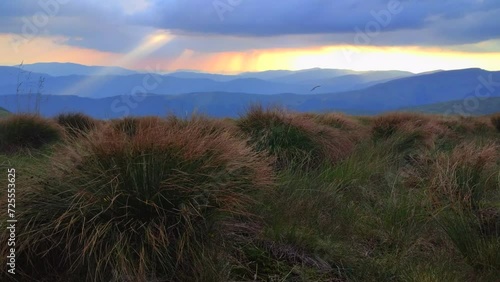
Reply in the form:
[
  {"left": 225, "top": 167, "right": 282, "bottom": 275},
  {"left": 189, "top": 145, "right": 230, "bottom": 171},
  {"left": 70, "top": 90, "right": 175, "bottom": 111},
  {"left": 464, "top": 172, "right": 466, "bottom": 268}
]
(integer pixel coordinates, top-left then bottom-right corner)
[
  {"left": 305, "top": 112, "right": 369, "bottom": 143},
  {"left": 55, "top": 112, "right": 98, "bottom": 137},
  {"left": 427, "top": 141, "right": 498, "bottom": 210},
  {"left": 237, "top": 105, "right": 355, "bottom": 170},
  {"left": 491, "top": 114, "right": 500, "bottom": 132},
  {"left": 0, "top": 114, "right": 63, "bottom": 153},
  {"left": 370, "top": 112, "right": 457, "bottom": 152},
  {"left": 1, "top": 116, "right": 274, "bottom": 281}
]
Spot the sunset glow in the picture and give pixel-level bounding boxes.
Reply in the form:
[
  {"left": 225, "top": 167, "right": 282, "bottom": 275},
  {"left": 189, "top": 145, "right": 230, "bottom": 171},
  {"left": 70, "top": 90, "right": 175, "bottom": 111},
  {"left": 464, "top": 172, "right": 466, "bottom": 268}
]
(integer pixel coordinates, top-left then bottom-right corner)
[
  {"left": 1, "top": 32, "right": 498, "bottom": 74},
  {"left": 0, "top": 0, "right": 498, "bottom": 74}
]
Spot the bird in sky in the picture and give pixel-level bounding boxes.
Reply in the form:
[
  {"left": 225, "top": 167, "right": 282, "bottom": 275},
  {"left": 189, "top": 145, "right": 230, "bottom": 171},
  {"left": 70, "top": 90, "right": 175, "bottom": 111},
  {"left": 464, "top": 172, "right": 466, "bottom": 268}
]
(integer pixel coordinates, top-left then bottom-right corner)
[{"left": 310, "top": 85, "right": 321, "bottom": 92}]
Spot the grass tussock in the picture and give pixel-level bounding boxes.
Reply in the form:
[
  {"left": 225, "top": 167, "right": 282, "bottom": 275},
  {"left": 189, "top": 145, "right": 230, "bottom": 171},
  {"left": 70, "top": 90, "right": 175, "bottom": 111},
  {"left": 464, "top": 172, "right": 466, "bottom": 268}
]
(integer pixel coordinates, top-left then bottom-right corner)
[
  {"left": 0, "top": 114, "right": 63, "bottom": 153},
  {"left": 306, "top": 112, "right": 370, "bottom": 143},
  {"left": 237, "top": 105, "right": 355, "bottom": 170},
  {"left": 110, "top": 116, "right": 165, "bottom": 137},
  {"left": 55, "top": 112, "right": 98, "bottom": 136},
  {"left": 491, "top": 114, "right": 500, "bottom": 132},
  {"left": 1, "top": 116, "right": 274, "bottom": 281},
  {"left": 1, "top": 109, "right": 499, "bottom": 281},
  {"left": 440, "top": 116, "right": 496, "bottom": 136},
  {"left": 437, "top": 211, "right": 500, "bottom": 275},
  {"left": 371, "top": 112, "right": 451, "bottom": 149},
  {"left": 427, "top": 141, "right": 498, "bottom": 210}
]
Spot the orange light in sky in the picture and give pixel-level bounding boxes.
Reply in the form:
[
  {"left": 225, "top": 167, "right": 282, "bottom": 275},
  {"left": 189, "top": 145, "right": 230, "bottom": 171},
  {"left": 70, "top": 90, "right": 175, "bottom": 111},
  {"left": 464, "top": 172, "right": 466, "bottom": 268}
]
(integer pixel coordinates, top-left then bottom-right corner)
[
  {"left": 137, "top": 45, "right": 500, "bottom": 74},
  {"left": 0, "top": 33, "right": 499, "bottom": 74}
]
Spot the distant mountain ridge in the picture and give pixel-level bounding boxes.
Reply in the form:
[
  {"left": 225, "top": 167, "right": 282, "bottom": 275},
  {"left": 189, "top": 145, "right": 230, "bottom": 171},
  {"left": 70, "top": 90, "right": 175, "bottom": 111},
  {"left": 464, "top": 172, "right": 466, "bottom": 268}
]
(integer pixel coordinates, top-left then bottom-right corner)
[
  {"left": 0, "top": 64, "right": 417, "bottom": 97},
  {"left": 1, "top": 64, "right": 498, "bottom": 118},
  {"left": 407, "top": 97, "right": 500, "bottom": 116},
  {"left": 1, "top": 68, "right": 498, "bottom": 118},
  {"left": 20, "top": 62, "right": 138, "bottom": 76}
]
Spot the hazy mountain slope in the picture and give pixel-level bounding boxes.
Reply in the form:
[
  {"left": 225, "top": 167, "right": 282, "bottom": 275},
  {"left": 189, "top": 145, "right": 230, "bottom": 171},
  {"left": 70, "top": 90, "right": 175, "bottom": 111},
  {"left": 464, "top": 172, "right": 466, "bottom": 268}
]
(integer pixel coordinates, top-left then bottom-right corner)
[
  {"left": 311, "top": 68, "right": 500, "bottom": 111},
  {"left": 0, "top": 63, "right": 421, "bottom": 97},
  {"left": 298, "top": 71, "right": 414, "bottom": 92},
  {"left": 0, "top": 74, "right": 311, "bottom": 97},
  {"left": 269, "top": 68, "right": 358, "bottom": 83},
  {"left": 22, "top": 62, "right": 138, "bottom": 76},
  {"left": 292, "top": 70, "right": 413, "bottom": 85},
  {"left": 237, "top": 70, "right": 298, "bottom": 80},
  {"left": 166, "top": 71, "right": 239, "bottom": 82},
  {"left": 0, "top": 66, "right": 51, "bottom": 86},
  {"left": 1, "top": 69, "right": 413, "bottom": 97},
  {"left": 406, "top": 97, "right": 500, "bottom": 115},
  {"left": 2, "top": 68, "right": 499, "bottom": 118},
  {"left": 0, "top": 93, "right": 361, "bottom": 119},
  {"left": 0, "top": 67, "right": 428, "bottom": 98},
  {"left": 164, "top": 69, "right": 413, "bottom": 89}
]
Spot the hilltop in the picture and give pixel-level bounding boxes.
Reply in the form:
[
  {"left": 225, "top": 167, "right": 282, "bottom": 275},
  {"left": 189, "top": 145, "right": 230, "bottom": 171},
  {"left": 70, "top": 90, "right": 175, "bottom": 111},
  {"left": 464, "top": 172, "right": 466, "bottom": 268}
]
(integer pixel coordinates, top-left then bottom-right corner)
[
  {"left": 0, "top": 106, "right": 9, "bottom": 117},
  {"left": 409, "top": 97, "right": 500, "bottom": 116},
  {"left": 1, "top": 109, "right": 499, "bottom": 281}
]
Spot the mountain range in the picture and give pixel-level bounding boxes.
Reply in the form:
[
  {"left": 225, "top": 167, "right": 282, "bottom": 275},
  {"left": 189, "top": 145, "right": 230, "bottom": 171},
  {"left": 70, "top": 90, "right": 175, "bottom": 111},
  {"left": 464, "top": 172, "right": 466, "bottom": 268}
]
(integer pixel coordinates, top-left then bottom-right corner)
[
  {"left": 0, "top": 63, "right": 499, "bottom": 118},
  {"left": 1, "top": 63, "right": 413, "bottom": 97}
]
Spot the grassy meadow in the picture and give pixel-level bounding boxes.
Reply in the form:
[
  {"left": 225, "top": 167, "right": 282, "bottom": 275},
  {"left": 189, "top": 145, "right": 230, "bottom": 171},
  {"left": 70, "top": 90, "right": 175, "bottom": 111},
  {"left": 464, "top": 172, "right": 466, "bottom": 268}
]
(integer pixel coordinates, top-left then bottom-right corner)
[
  {"left": 0, "top": 107, "right": 9, "bottom": 118},
  {"left": 0, "top": 108, "right": 499, "bottom": 281}
]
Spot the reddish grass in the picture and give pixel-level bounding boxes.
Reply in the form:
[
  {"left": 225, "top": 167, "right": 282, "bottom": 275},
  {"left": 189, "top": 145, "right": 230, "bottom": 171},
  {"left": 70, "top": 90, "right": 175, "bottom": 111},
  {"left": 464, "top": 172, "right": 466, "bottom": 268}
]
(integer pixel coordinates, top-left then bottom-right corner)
[
  {"left": 310, "top": 112, "right": 370, "bottom": 143},
  {"left": 427, "top": 141, "right": 498, "bottom": 210},
  {"left": 491, "top": 114, "right": 500, "bottom": 132},
  {"left": 4, "top": 116, "right": 274, "bottom": 281},
  {"left": 55, "top": 112, "right": 98, "bottom": 137},
  {"left": 0, "top": 114, "right": 64, "bottom": 152},
  {"left": 238, "top": 105, "right": 356, "bottom": 169},
  {"left": 372, "top": 112, "right": 447, "bottom": 147}
]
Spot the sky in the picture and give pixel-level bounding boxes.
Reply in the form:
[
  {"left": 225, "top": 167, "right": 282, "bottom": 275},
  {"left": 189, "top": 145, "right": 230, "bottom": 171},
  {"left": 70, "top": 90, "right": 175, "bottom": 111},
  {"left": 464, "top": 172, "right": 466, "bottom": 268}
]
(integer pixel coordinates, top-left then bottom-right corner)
[{"left": 0, "top": 0, "right": 499, "bottom": 74}]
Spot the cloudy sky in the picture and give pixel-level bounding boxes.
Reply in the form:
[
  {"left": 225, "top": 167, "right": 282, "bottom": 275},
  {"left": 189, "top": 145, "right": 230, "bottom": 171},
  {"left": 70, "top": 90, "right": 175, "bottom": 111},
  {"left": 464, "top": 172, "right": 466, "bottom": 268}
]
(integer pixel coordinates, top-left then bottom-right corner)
[{"left": 0, "top": 0, "right": 499, "bottom": 73}]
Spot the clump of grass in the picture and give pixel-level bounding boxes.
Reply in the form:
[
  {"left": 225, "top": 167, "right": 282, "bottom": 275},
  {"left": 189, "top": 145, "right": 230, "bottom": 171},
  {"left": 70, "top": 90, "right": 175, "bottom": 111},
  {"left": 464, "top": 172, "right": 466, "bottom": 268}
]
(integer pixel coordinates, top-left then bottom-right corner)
[
  {"left": 0, "top": 114, "right": 63, "bottom": 153},
  {"left": 0, "top": 106, "right": 9, "bottom": 118},
  {"left": 55, "top": 112, "right": 97, "bottom": 136},
  {"left": 110, "top": 116, "right": 164, "bottom": 137},
  {"left": 491, "top": 114, "right": 500, "bottom": 132},
  {"left": 312, "top": 112, "right": 361, "bottom": 130},
  {"left": 437, "top": 211, "right": 500, "bottom": 275},
  {"left": 427, "top": 142, "right": 498, "bottom": 211},
  {"left": 110, "top": 116, "right": 139, "bottom": 136},
  {"left": 371, "top": 112, "right": 451, "bottom": 151},
  {"left": 166, "top": 114, "right": 239, "bottom": 136},
  {"left": 309, "top": 112, "right": 369, "bottom": 143},
  {"left": 237, "top": 105, "right": 355, "bottom": 170},
  {"left": 3, "top": 117, "right": 274, "bottom": 281},
  {"left": 371, "top": 112, "right": 425, "bottom": 139},
  {"left": 438, "top": 115, "right": 495, "bottom": 136}
]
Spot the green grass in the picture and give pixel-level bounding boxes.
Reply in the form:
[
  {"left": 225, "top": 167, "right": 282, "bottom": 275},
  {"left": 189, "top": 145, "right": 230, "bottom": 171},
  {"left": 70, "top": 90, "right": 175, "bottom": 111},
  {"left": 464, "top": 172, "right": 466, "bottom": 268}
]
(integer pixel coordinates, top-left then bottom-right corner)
[
  {"left": 492, "top": 114, "right": 500, "bottom": 132},
  {"left": 1, "top": 116, "right": 273, "bottom": 281},
  {"left": 0, "top": 107, "right": 9, "bottom": 117},
  {"left": 0, "top": 114, "right": 63, "bottom": 153},
  {"left": 1, "top": 110, "right": 499, "bottom": 281},
  {"left": 55, "top": 112, "right": 98, "bottom": 136},
  {"left": 237, "top": 105, "right": 355, "bottom": 171}
]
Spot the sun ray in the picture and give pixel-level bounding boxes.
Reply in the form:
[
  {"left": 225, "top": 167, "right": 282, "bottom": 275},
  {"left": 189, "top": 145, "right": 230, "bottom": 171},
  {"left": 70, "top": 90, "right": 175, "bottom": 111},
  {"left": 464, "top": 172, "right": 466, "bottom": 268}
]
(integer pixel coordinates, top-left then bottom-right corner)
[{"left": 61, "top": 31, "right": 173, "bottom": 96}]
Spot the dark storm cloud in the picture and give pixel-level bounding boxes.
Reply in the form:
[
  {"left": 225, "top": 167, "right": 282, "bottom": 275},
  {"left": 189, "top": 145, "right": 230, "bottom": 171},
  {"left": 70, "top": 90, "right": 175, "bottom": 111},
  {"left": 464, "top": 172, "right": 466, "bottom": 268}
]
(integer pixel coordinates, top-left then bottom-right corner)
[
  {"left": 132, "top": 0, "right": 500, "bottom": 43},
  {"left": 0, "top": 0, "right": 150, "bottom": 52},
  {"left": 0, "top": 0, "right": 499, "bottom": 53}
]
